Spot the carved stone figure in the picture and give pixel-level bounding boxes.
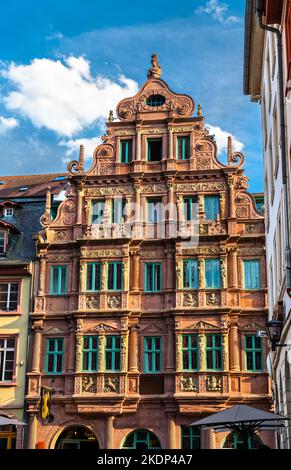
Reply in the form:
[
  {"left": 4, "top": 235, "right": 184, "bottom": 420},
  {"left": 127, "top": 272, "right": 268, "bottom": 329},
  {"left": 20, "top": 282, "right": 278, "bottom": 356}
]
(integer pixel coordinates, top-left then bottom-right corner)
[
  {"left": 147, "top": 53, "right": 162, "bottom": 79},
  {"left": 206, "top": 375, "right": 222, "bottom": 392},
  {"left": 181, "top": 376, "right": 198, "bottom": 392}
]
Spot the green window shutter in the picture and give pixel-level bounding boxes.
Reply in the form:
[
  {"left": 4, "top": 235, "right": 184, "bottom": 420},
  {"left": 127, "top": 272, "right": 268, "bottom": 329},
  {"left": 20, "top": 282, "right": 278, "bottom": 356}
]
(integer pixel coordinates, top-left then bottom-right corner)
[
  {"left": 205, "top": 259, "right": 221, "bottom": 288},
  {"left": 107, "top": 262, "right": 123, "bottom": 290},
  {"left": 120, "top": 140, "right": 132, "bottom": 163},
  {"left": 46, "top": 338, "right": 63, "bottom": 373},
  {"left": 243, "top": 260, "right": 261, "bottom": 289},
  {"left": 86, "top": 263, "right": 101, "bottom": 291},
  {"left": 50, "top": 266, "right": 68, "bottom": 294},
  {"left": 204, "top": 196, "right": 220, "bottom": 220},
  {"left": 183, "top": 260, "right": 198, "bottom": 289},
  {"left": 181, "top": 426, "right": 201, "bottom": 449},
  {"left": 244, "top": 335, "right": 262, "bottom": 371},
  {"left": 144, "top": 336, "right": 162, "bottom": 373},
  {"left": 183, "top": 197, "right": 198, "bottom": 221},
  {"left": 105, "top": 335, "right": 121, "bottom": 371},
  {"left": 91, "top": 200, "right": 105, "bottom": 224},
  {"left": 177, "top": 136, "right": 190, "bottom": 160},
  {"left": 145, "top": 263, "right": 162, "bottom": 292},
  {"left": 82, "top": 336, "right": 98, "bottom": 372},
  {"left": 182, "top": 334, "right": 199, "bottom": 370},
  {"left": 205, "top": 334, "right": 222, "bottom": 370}
]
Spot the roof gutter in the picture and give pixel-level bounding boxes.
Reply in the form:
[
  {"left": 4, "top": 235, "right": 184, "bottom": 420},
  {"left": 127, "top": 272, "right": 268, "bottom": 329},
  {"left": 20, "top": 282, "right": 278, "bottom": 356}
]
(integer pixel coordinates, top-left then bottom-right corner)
[{"left": 243, "top": 0, "right": 254, "bottom": 95}]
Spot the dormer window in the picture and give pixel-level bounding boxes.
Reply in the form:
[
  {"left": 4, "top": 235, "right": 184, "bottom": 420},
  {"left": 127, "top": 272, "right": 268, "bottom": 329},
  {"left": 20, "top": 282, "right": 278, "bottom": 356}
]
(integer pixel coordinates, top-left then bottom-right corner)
[
  {"left": 4, "top": 208, "right": 14, "bottom": 218},
  {"left": 145, "top": 95, "right": 165, "bottom": 107}
]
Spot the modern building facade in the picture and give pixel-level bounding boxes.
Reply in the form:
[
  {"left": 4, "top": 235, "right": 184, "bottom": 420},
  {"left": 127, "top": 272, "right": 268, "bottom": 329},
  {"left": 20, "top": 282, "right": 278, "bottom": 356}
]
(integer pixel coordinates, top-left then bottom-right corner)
[
  {"left": 26, "top": 56, "right": 272, "bottom": 449},
  {"left": 244, "top": 0, "right": 291, "bottom": 448},
  {"left": 0, "top": 174, "right": 66, "bottom": 448}
]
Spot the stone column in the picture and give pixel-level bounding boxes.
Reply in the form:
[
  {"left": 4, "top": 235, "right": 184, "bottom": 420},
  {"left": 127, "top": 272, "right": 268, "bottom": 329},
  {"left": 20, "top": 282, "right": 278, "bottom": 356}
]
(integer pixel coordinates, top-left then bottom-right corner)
[
  {"left": 125, "top": 196, "right": 132, "bottom": 224},
  {"left": 229, "top": 323, "right": 240, "bottom": 371},
  {"left": 27, "top": 412, "right": 38, "bottom": 449},
  {"left": 67, "top": 322, "right": 76, "bottom": 373},
  {"left": 198, "top": 193, "right": 205, "bottom": 219},
  {"left": 134, "top": 184, "right": 141, "bottom": 224},
  {"left": 177, "top": 195, "right": 184, "bottom": 225},
  {"left": 79, "top": 260, "right": 86, "bottom": 292},
  {"left": 167, "top": 414, "right": 176, "bottom": 449},
  {"left": 72, "top": 257, "right": 78, "bottom": 292},
  {"left": 121, "top": 333, "right": 128, "bottom": 372},
  {"left": 38, "top": 256, "right": 46, "bottom": 296},
  {"left": 220, "top": 257, "right": 227, "bottom": 289},
  {"left": 123, "top": 259, "right": 129, "bottom": 291},
  {"left": 198, "top": 332, "right": 206, "bottom": 371},
  {"left": 101, "top": 262, "right": 107, "bottom": 291},
  {"left": 219, "top": 192, "right": 226, "bottom": 219},
  {"left": 222, "top": 330, "right": 229, "bottom": 371},
  {"left": 198, "top": 258, "right": 205, "bottom": 289},
  {"left": 162, "top": 133, "right": 168, "bottom": 160},
  {"left": 106, "top": 416, "right": 115, "bottom": 449},
  {"left": 75, "top": 335, "right": 83, "bottom": 373},
  {"left": 129, "top": 326, "right": 139, "bottom": 372},
  {"left": 165, "top": 318, "right": 175, "bottom": 372},
  {"left": 31, "top": 321, "right": 43, "bottom": 373},
  {"left": 166, "top": 249, "right": 174, "bottom": 290},
  {"left": 98, "top": 334, "right": 105, "bottom": 372},
  {"left": 229, "top": 248, "right": 238, "bottom": 288},
  {"left": 228, "top": 177, "right": 235, "bottom": 218},
  {"left": 175, "top": 333, "right": 182, "bottom": 372},
  {"left": 135, "top": 128, "right": 141, "bottom": 160},
  {"left": 168, "top": 126, "right": 174, "bottom": 159},
  {"left": 131, "top": 251, "right": 140, "bottom": 291},
  {"left": 85, "top": 198, "right": 92, "bottom": 226},
  {"left": 175, "top": 259, "right": 182, "bottom": 289},
  {"left": 206, "top": 428, "right": 216, "bottom": 449},
  {"left": 76, "top": 185, "right": 83, "bottom": 224}
]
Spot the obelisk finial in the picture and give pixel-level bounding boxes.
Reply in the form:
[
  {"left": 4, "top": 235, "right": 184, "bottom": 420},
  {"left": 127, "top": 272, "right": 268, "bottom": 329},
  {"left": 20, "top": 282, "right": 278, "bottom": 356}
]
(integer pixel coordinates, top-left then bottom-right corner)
[
  {"left": 79, "top": 144, "right": 84, "bottom": 173},
  {"left": 227, "top": 136, "right": 233, "bottom": 165},
  {"left": 147, "top": 53, "right": 162, "bottom": 79}
]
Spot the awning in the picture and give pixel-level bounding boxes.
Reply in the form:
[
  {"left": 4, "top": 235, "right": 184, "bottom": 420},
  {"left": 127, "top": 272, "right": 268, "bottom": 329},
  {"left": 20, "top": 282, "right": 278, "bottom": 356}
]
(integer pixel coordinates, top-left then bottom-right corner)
[{"left": 0, "top": 416, "right": 27, "bottom": 426}]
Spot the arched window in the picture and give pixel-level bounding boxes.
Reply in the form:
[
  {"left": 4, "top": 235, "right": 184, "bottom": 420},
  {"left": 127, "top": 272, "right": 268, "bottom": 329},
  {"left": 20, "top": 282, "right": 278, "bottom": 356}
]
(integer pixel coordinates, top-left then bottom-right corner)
[
  {"left": 145, "top": 95, "right": 166, "bottom": 107},
  {"left": 223, "top": 432, "right": 262, "bottom": 449},
  {"left": 122, "top": 429, "right": 161, "bottom": 449},
  {"left": 55, "top": 426, "right": 99, "bottom": 449}
]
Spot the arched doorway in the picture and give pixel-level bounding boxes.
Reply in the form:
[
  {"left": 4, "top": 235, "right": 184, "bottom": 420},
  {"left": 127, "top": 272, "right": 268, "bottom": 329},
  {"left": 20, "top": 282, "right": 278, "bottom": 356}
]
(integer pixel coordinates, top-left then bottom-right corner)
[
  {"left": 122, "top": 429, "right": 161, "bottom": 449},
  {"left": 223, "top": 432, "right": 262, "bottom": 449},
  {"left": 55, "top": 426, "right": 99, "bottom": 449}
]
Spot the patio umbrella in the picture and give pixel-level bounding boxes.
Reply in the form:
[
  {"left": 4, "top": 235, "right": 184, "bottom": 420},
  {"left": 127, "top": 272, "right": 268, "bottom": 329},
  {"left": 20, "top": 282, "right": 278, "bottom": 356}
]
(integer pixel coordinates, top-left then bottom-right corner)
[
  {"left": 0, "top": 416, "right": 27, "bottom": 426},
  {"left": 191, "top": 404, "right": 287, "bottom": 449}
]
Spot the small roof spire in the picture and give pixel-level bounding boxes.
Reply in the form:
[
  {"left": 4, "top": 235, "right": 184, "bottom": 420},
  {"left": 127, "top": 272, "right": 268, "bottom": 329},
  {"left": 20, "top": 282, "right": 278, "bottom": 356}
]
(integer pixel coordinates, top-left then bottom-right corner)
[{"left": 147, "top": 53, "right": 162, "bottom": 79}]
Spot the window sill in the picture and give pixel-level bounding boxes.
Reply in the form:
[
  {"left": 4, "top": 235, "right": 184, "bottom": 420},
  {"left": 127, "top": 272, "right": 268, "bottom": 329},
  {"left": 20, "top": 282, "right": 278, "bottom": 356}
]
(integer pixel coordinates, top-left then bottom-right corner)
[
  {"left": 0, "top": 381, "right": 17, "bottom": 387},
  {"left": 0, "top": 310, "right": 21, "bottom": 315}
]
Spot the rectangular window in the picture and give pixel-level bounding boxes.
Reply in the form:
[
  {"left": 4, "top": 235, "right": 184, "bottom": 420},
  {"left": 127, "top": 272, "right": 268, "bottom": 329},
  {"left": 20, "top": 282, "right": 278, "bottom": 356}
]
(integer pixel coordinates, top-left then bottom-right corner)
[
  {"left": 147, "top": 198, "right": 163, "bottom": 223},
  {"left": 107, "top": 262, "right": 123, "bottom": 290},
  {"left": 50, "top": 266, "right": 68, "bottom": 295},
  {"left": 147, "top": 138, "right": 162, "bottom": 161},
  {"left": 205, "top": 259, "right": 221, "bottom": 288},
  {"left": 0, "top": 231, "right": 6, "bottom": 255},
  {"left": 86, "top": 263, "right": 101, "bottom": 291},
  {"left": 105, "top": 335, "right": 121, "bottom": 371},
  {"left": 0, "top": 283, "right": 19, "bottom": 311},
  {"left": 182, "top": 334, "right": 198, "bottom": 371},
  {"left": 91, "top": 200, "right": 105, "bottom": 224},
  {"left": 206, "top": 334, "right": 222, "bottom": 370},
  {"left": 83, "top": 336, "right": 98, "bottom": 372},
  {"left": 0, "top": 338, "right": 15, "bottom": 382},
  {"left": 144, "top": 336, "right": 162, "bottom": 373},
  {"left": 111, "top": 198, "right": 126, "bottom": 224},
  {"left": 244, "top": 335, "right": 263, "bottom": 371},
  {"left": 45, "top": 338, "right": 63, "bottom": 374},
  {"left": 183, "top": 197, "right": 198, "bottom": 221},
  {"left": 181, "top": 426, "right": 201, "bottom": 449},
  {"left": 204, "top": 195, "right": 220, "bottom": 220},
  {"left": 243, "top": 260, "right": 261, "bottom": 289},
  {"left": 145, "top": 263, "right": 162, "bottom": 292},
  {"left": 177, "top": 136, "right": 190, "bottom": 160},
  {"left": 183, "top": 260, "right": 198, "bottom": 289},
  {"left": 120, "top": 139, "right": 132, "bottom": 163}
]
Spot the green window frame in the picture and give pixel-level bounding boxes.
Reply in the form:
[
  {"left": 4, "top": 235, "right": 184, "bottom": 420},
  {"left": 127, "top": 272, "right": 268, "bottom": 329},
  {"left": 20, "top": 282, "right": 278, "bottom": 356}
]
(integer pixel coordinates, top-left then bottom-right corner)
[
  {"left": 243, "top": 260, "right": 261, "bottom": 289},
  {"left": 122, "top": 429, "right": 161, "bottom": 449},
  {"left": 86, "top": 262, "right": 101, "bottom": 291},
  {"left": 107, "top": 262, "right": 123, "bottom": 291},
  {"left": 146, "top": 198, "right": 163, "bottom": 223},
  {"left": 105, "top": 335, "right": 121, "bottom": 371},
  {"left": 91, "top": 200, "right": 105, "bottom": 224},
  {"left": 223, "top": 432, "right": 262, "bottom": 449},
  {"left": 82, "top": 336, "right": 98, "bottom": 372},
  {"left": 144, "top": 336, "right": 162, "bottom": 373},
  {"left": 50, "top": 266, "right": 68, "bottom": 295},
  {"left": 205, "top": 258, "right": 221, "bottom": 289},
  {"left": 204, "top": 195, "right": 220, "bottom": 220},
  {"left": 111, "top": 198, "right": 126, "bottom": 224},
  {"left": 206, "top": 334, "right": 222, "bottom": 371},
  {"left": 177, "top": 136, "right": 190, "bottom": 160},
  {"left": 45, "top": 338, "right": 63, "bottom": 374},
  {"left": 120, "top": 139, "right": 132, "bottom": 163},
  {"left": 183, "top": 260, "right": 198, "bottom": 289},
  {"left": 181, "top": 426, "right": 201, "bottom": 449},
  {"left": 182, "top": 334, "right": 199, "bottom": 371},
  {"left": 244, "top": 335, "right": 263, "bottom": 371},
  {"left": 145, "top": 262, "right": 162, "bottom": 292},
  {"left": 183, "top": 196, "right": 198, "bottom": 221}
]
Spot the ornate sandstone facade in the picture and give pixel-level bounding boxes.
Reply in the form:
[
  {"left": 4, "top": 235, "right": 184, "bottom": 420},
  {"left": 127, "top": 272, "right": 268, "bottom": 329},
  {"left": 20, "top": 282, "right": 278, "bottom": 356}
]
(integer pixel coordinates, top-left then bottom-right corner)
[{"left": 26, "top": 57, "right": 272, "bottom": 449}]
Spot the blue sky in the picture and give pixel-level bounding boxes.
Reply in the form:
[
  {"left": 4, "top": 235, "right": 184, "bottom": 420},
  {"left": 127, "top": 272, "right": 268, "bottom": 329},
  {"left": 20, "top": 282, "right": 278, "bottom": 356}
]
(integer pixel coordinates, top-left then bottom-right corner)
[{"left": 0, "top": 0, "right": 263, "bottom": 192}]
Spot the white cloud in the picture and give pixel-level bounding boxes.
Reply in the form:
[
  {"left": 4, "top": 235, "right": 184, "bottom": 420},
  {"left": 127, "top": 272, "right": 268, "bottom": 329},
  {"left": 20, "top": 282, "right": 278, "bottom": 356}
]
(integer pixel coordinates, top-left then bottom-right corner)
[
  {"left": 205, "top": 123, "right": 244, "bottom": 155},
  {"left": 1, "top": 56, "right": 138, "bottom": 137},
  {"left": 60, "top": 136, "right": 103, "bottom": 162},
  {"left": 195, "top": 0, "right": 240, "bottom": 24},
  {"left": 0, "top": 116, "right": 19, "bottom": 135}
]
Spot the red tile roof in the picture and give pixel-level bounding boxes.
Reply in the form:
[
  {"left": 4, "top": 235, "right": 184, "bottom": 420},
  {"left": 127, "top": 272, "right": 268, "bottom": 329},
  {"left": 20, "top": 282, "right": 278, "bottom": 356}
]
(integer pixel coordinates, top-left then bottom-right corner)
[{"left": 0, "top": 173, "right": 67, "bottom": 198}]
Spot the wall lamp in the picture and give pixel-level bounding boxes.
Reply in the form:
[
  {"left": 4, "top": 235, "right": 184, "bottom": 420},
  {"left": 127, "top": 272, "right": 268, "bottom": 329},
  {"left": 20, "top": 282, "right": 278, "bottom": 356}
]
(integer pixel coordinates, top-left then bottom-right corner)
[{"left": 266, "top": 320, "right": 289, "bottom": 351}]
